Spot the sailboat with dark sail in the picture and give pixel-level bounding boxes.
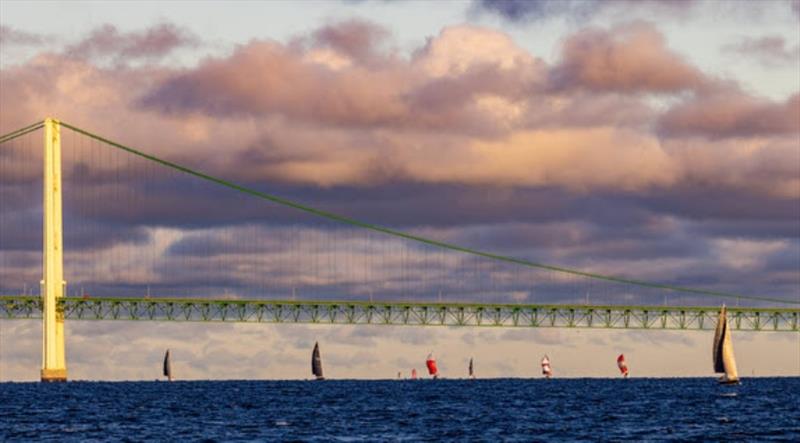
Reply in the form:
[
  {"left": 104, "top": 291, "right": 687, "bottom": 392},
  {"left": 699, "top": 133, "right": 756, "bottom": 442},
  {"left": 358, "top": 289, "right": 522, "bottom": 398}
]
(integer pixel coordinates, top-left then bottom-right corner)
[
  {"left": 468, "top": 357, "right": 475, "bottom": 380},
  {"left": 163, "top": 349, "right": 173, "bottom": 382},
  {"left": 312, "top": 342, "right": 325, "bottom": 380},
  {"left": 713, "top": 305, "right": 740, "bottom": 385}
]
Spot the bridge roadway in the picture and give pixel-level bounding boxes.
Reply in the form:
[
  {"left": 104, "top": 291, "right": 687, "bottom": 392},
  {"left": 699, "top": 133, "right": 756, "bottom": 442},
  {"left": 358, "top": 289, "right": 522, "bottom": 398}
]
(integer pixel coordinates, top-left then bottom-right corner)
[{"left": 1, "top": 296, "right": 797, "bottom": 332}]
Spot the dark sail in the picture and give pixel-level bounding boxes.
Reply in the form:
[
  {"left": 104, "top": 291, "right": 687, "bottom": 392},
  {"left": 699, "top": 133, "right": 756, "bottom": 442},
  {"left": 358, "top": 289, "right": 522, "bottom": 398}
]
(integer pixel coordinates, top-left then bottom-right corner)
[
  {"left": 713, "top": 305, "right": 727, "bottom": 374},
  {"left": 163, "top": 349, "right": 172, "bottom": 381},
  {"left": 312, "top": 342, "right": 324, "bottom": 380},
  {"left": 468, "top": 358, "right": 474, "bottom": 377}
]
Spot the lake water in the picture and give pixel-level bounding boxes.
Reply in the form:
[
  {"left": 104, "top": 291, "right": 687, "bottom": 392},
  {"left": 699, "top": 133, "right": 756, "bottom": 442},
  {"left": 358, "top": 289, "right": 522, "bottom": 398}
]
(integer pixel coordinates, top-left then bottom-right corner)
[{"left": 2, "top": 378, "right": 799, "bottom": 441}]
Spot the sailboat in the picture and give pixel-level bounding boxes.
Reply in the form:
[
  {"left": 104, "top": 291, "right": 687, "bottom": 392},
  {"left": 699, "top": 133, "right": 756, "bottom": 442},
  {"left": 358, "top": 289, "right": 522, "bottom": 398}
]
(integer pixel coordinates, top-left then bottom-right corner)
[
  {"left": 541, "top": 355, "right": 552, "bottom": 379},
  {"left": 163, "top": 349, "right": 173, "bottom": 382},
  {"left": 713, "top": 305, "right": 740, "bottom": 385},
  {"left": 468, "top": 357, "right": 475, "bottom": 380},
  {"left": 426, "top": 352, "right": 439, "bottom": 379},
  {"left": 617, "top": 354, "right": 629, "bottom": 378},
  {"left": 312, "top": 341, "right": 325, "bottom": 380},
  {"left": 411, "top": 368, "right": 418, "bottom": 380}
]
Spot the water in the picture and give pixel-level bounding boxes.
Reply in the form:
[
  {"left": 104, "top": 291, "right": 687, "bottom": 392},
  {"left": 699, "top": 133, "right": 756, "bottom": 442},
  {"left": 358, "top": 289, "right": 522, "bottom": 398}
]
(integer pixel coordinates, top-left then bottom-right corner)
[{"left": 2, "top": 378, "right": 799, "bottom": 441}]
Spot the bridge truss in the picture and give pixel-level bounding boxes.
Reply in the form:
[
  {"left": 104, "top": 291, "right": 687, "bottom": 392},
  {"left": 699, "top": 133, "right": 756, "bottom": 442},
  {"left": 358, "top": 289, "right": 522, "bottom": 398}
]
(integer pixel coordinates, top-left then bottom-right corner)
[{"left": 1, "top": 296, "right": 797, "bottom": 332}]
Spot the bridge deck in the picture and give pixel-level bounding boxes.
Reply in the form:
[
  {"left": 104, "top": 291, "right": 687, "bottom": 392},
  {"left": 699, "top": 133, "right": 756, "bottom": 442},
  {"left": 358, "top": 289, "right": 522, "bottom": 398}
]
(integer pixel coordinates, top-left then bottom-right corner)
[{"left": 1, "top": 296, "right": 797, "bottom": 331}]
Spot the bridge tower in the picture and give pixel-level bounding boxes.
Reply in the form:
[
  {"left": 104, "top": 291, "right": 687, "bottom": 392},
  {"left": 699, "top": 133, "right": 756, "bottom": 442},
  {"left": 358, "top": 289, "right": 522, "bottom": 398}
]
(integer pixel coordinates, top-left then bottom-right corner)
[{"left": 40, "top": 117, "right": 67, "bottom": 382}]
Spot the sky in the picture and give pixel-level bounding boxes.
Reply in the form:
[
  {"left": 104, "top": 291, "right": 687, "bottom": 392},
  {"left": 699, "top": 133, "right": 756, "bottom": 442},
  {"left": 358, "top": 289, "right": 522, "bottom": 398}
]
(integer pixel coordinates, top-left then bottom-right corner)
[{"left": 0, "top": 0, "right": 798, "bottom": 380}]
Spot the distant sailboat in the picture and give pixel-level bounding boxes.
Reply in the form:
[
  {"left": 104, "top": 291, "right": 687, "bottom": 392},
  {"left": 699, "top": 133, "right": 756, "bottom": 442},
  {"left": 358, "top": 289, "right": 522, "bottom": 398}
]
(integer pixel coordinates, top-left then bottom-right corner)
[
  {"left": 163, "top": 349, "right": 173, "bottom": 382},
  {"left": 411, "top": 368, "right": 418, "bottom": 380},
  {"left": 617, "top": 354, "right": 629, "bottom": 378},
  {"left": 541, "top": 355, "right": 552, "bottom": 379},
  {"left": 426, "top": 352, "right": 439, "bottom": 379},
  {"left": 312, "top": 342, "right": 325, "bottom": 380},
  {"left": 468, "top": 357, "right": 475, "bottom": 379},
  {"left": 713, "top": 305, "right": 740, "bottom": 385}
]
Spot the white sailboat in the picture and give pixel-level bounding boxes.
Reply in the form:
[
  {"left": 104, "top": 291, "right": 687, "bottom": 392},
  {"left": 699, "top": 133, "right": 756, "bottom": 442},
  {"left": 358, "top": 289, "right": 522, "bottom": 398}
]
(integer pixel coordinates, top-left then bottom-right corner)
[
  {"left": 713, "top": 305, "right": 740, "bottom": 384},
  {"left": 541, "top": 355, "right": 552, "bottom": 379}
]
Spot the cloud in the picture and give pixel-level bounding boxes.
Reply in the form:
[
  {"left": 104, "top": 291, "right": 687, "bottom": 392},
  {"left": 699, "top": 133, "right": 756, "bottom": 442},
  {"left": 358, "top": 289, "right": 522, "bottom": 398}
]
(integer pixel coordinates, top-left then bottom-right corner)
[
  {"left": 65, "top": 23, "right": 198, "bottom": 62},
  {"left": 659, "top": 92, "right": 800, "bottom": 138},
  {"left": 722, "top": 35, "right": 800, "bottom": 65},
  {"left": 473, "top": 0, "right": 696, "bottom": 23},
  {"left": 310, "top": 19, "right": 390, "bottom": 65},
  {"left": 549, "top": 22, "right": 707, "bottom": 93},
  {"left": 1, "top": 20, "right": 798, "bottom": 306},
  {"left": 0, "top": 25, "right": 48, "bottom": 47}
]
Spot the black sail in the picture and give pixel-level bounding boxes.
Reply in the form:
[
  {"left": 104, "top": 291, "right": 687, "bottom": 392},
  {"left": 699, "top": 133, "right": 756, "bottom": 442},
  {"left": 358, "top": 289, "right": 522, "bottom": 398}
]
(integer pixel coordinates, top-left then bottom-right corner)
[
  {"left": 163, "top": 350, "right": 172, "bottom": 379},
  {"left": 312, "top": 342, "right": 324, "bottom": 379},
  {"left": 713, "top": 307, "right": 727, "bottom": 373},
  {"left": 469, "top": 358, "right": 474, "bottom": 377}
]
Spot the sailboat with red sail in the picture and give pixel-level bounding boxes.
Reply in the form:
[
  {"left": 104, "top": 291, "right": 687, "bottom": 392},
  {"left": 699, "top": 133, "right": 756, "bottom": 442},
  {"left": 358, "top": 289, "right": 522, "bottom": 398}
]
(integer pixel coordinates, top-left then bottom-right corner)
[
  {"left": 426, "top": 352, "right": 439, "bottom": 379},
  {"left": 411, "top": 368, "right": 418, "bottom": 380},
  {"left": 617, "top": 354, "right": 629, "bottom": 378}
]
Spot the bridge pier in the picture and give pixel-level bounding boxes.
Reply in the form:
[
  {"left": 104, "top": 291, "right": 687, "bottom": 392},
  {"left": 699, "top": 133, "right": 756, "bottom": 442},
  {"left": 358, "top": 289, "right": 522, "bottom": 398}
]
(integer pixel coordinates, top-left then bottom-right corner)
[{"left": 41, "top": 118, "right": 67, "bottom": 382}]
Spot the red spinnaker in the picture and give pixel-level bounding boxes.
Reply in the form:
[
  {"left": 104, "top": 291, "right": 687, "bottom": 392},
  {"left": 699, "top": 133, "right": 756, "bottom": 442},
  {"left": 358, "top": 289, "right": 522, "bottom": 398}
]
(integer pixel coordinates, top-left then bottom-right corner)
[
  {"left": 426, "top": 353, "right": 439, "bottom": 378},
  {"left": 617, "top": 354, "right": 629, "bottom": 377}
]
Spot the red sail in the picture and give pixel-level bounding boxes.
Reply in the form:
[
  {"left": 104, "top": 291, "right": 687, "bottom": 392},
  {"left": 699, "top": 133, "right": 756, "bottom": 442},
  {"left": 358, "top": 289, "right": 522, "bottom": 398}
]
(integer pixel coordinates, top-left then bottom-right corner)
[
  {"left": 617, "top": 354, "right": 629, "bottom": 377},
  {"left": 411, "top": 368, "right": 418, "bottom": 380},
  {"left": 426, "top": 353, "right": 439, "bottom": 376}
]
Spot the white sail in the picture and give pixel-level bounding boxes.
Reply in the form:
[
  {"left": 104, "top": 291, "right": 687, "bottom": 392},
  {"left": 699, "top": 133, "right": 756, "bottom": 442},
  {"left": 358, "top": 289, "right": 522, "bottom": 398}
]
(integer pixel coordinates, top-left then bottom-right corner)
[
  {"left": 541, "top": 355, "right": 552, "bottom": 378},
  {"left": 713, "top": 305, "right": 739, "bottom": 383}
]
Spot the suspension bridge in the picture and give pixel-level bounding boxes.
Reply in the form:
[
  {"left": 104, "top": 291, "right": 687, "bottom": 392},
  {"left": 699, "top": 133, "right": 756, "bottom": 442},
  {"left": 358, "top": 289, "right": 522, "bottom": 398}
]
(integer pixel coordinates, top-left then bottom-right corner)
[{"left": 1, "top": 118, "right": 798, "bottom": 381}]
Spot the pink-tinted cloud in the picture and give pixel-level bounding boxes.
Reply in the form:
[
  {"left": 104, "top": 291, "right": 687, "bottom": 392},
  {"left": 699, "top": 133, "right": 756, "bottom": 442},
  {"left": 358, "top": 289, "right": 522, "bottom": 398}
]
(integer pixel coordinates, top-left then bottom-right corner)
[
  {"left": 1, "top": 20, "right": 797, "bottom": 198},
  {"left": 549, "top": 22, "right": 708, "bottom": 93},
  {"left": 0, "top": 25, "right": 47, "bottom": 47},
  {"left": 310, "top": 19, "right": 390, "bottom": 65},
  {"left": 659, "top": 92, "right": 800, "bottom": 138},
  {"left": 723, "top": 35, "right": 800, "bottom": 65},
  {"left": 66, "top": 23, "right": 197, "bottom": 61},
  {"left": 139, "top": 39, "right": 409, "bottom": 127}
]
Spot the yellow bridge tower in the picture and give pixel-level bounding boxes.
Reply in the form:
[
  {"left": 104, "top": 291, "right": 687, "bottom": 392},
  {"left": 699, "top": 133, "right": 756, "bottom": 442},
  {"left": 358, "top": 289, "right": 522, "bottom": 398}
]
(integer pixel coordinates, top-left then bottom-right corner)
[{"left": 40, "top": 117, "right": 67, "bottom": 382}]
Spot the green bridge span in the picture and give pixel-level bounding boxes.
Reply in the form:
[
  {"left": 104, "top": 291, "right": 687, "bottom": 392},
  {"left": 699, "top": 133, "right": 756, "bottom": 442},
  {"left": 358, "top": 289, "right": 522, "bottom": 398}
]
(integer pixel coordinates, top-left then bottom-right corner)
[{"left": 1, "top": 296, "right": 797, "bottom": 332}]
